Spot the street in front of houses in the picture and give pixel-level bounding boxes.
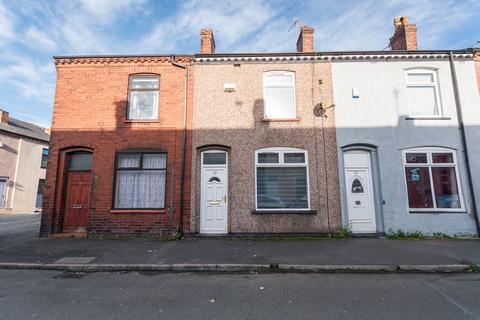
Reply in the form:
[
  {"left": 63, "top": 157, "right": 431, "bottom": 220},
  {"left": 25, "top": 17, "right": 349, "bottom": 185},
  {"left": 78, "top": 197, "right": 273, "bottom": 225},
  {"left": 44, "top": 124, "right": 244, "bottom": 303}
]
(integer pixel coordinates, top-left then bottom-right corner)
[
  {"left": 1, "top": 269, "right": 480, "bottom": 320},
  {"left": 1, "top": 214, "right": 480, "bottom": 319}
]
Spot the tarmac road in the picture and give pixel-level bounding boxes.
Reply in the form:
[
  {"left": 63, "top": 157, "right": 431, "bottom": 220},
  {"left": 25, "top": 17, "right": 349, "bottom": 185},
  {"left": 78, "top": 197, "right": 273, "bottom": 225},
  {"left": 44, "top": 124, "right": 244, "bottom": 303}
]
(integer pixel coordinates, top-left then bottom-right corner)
[{"left": 0, "top": 270, "right": 479, "bottom": 320}]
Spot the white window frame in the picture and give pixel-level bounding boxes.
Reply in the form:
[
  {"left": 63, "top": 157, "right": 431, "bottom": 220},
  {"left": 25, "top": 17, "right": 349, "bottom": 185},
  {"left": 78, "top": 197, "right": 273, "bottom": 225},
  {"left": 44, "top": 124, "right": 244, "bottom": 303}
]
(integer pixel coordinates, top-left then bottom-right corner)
[
  {"left": 127, "top": 74, "right": 160, "bottom": 120},
  {"left": 402, "top": 147, "right": 464, "bottom": 212},
  {"left": 405, "top": 68, "right": 443, "bottom": 118},
  {"left": 262, "top": 71, "right": 297, "bottom": 120},
  {"left": 255, "top": 147, "right": 310, "bottom": 211},
  {"left": 201, "top": 150, "right": 228, "bottom": 167},
  {"left": 0, "top": 177, "right": 8, "bottom": 208}
]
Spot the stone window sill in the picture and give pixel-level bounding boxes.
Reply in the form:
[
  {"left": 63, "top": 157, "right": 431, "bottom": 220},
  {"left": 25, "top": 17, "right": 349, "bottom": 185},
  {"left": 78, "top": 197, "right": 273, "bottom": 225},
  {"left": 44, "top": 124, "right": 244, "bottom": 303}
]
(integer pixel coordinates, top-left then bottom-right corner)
[
  {"left": 110, "top": 209, "right": 167, "bottom": 214},
  {"left": 261, "top": 118, "right": 301, "bottom": 122},
  {"left": 405, "top": 117, "right": 452, "bottom": 121},
  {"left": 123, "top": 119, "right": 160, "bottom": 123},
  {"left": 251, "top": 210, "right": 317, "bottom": 214}
]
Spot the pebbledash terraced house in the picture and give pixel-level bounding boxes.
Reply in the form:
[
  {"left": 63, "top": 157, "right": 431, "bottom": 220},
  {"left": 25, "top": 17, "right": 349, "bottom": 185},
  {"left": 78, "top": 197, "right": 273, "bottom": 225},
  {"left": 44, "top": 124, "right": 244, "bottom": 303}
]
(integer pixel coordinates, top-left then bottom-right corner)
[{"left": 40, "top": 16, "right": 480, "bottom": 238}]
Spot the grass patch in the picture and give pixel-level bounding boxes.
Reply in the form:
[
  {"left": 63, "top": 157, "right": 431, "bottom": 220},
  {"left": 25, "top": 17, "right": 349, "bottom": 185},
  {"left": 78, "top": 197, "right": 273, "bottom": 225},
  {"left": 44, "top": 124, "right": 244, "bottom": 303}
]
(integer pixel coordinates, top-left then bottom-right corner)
[
  {"left": 468, "top": 263, "right": 479, "bottom": 273},
  {"left": 387, "top": 229, "right": 424, "bottom": 240}
]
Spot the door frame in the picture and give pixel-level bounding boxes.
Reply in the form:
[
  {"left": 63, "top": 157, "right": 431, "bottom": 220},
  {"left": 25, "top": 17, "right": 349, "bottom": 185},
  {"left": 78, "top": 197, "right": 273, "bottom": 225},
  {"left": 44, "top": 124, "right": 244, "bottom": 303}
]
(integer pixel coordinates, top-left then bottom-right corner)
[
  {"left": 200, "top": 149, "right": 228, "bottom": 234},
  {"left": 342, "top": 146, "right": 383, "bottom": 234},
  {"left": 60, "top": 149, "right": 93, "bottom": 233}
]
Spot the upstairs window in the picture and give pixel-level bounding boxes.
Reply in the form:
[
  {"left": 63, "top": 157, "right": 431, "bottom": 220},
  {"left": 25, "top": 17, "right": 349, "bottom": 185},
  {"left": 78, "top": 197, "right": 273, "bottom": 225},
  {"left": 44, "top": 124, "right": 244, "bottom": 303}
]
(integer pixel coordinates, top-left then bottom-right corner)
[
  {"left": 41, "top": 148, "right": 48, "bottom": 168},
  {"left": 406, "top": 69, "right": 442, "bottom": 117},
  {"left": 128, "top": 75, "right": 159, "bottom": 120},
  {"left": 403, "top": 148, "right": 463, "bottom": 211},
  {"left": 255, "top": 147, "right": 309, "bottom": 210},
  {"left": 263, "top": 71, "right": 296, "bottom": 119}
]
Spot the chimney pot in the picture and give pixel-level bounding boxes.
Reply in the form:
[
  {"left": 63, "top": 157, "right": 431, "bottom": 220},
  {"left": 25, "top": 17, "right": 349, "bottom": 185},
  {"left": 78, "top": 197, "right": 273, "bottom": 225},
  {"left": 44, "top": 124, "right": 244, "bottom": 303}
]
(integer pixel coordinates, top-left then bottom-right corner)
[
  {"left": 296, "top": 26, "right": 315, "bottom": 53},
  {"left": 0, "top": 109, "right": 9, "bottom": 124},
  {"left": 200, "top": 29, "right": 215, "bottom": 54},
  {"left": 390, "top": 16, "right": 417, "bottom": 50}
]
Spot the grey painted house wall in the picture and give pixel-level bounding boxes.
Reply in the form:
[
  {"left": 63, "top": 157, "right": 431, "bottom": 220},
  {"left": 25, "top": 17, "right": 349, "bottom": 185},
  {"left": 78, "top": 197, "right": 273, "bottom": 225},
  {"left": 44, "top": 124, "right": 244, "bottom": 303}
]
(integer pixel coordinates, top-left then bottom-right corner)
[{"left": 332, "top": 56, "right": 480, "bottom": 235}]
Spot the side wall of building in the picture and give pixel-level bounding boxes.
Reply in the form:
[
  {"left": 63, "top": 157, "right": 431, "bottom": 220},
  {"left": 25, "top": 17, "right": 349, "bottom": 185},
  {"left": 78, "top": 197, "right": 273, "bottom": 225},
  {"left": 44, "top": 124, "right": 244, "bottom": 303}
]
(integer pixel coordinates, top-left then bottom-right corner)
[
  {"left": 0, "top": 132, "right": 20, "bottom": 212},
  {"left": 191, "top": 61, "right": 341, "bottom": 234},
  {"left": 0, "top": 133, "right": 46, "bottom": 213},
  {"left": 333, "top": 58, "right": 479, "bottom": 235}
]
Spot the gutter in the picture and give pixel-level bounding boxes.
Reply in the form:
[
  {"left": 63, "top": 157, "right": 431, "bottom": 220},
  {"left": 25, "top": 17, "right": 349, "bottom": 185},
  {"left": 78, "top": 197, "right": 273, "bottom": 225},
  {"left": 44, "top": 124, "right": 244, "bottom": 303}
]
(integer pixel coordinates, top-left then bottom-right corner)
[
  {"left": 171, "top": 57, "right": 189, "bottom": 236},
  {"left": 448, "top": 51, "right": 480, "bottom": 236}
]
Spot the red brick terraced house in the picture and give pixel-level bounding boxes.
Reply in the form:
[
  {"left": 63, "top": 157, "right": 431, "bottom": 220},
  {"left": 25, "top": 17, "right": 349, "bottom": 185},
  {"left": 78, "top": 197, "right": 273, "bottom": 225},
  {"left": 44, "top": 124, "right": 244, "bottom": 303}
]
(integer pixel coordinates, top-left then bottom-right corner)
[{"left": 40, "top": 55, "right": 193, "bottom": 237}]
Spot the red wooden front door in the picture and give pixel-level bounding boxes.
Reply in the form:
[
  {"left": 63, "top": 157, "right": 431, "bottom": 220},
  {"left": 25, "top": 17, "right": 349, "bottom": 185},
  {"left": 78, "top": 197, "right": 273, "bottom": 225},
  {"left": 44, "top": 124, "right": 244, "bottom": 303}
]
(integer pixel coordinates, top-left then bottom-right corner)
[{"left": 63, "top": 171, "right": 91, "bottom": 232}]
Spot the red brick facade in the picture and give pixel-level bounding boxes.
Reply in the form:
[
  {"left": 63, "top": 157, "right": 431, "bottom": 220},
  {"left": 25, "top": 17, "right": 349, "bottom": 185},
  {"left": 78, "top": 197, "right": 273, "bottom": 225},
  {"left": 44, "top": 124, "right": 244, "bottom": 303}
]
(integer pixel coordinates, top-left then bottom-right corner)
[
  {"left": 389, "top": 16, "right": 417, "bottom": 51},
  {"left": 40, "top": 56, "right": 193, "bottom": 237}
]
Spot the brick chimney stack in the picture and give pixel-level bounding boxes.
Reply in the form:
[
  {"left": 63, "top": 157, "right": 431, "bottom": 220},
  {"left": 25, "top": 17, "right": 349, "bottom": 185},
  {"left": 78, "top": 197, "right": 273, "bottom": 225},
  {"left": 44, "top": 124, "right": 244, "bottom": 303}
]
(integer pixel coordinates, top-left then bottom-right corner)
[
  {"left": 200, "top": 29, "right": 215, "bottom": 54},
  {"left": 389, "top": 16, "right": 418, "bottom": 50},
  {"left": 296, "top": 26, "right": 314, "bottom": 53},
  {"left": 0, "top": 109, "right": 9, "bottom": 123}
]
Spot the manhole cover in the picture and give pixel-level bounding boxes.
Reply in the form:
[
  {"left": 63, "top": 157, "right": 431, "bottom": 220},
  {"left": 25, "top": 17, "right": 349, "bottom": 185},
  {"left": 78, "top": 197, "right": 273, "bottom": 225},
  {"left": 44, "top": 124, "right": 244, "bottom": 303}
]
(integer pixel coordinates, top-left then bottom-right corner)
[{"left": 53, "top": 257, "right": 96, "bottom": 264}]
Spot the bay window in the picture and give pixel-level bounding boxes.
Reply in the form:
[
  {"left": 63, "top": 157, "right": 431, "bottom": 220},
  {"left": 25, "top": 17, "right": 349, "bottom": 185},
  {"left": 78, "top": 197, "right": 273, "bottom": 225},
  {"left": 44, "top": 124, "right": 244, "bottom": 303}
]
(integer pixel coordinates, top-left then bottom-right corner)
[
  {"left": 127, "top": 75, "right": 159, "bottom": 120},
  {"left": 263, "top": 71, "right": 296, "bottom": 119},
  {"left": 403, "top": 148, "right": 463, "bottom": 211},
  {"left": 114, "top": 151, "right": 166, "bottom": 209},
  {"left": 255, "top": 147, "right": 309, "bottom": 210}
]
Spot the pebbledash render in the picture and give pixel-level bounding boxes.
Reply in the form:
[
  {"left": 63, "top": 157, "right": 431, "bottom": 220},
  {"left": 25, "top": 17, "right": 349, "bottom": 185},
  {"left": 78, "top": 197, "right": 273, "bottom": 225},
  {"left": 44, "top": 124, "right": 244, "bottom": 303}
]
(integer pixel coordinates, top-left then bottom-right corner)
[
  {"left": 40, "top": 55, "right": 193, "bottom": 237},
  {"left": 190, "top": 28, "right": 342, "bottom": 234}
]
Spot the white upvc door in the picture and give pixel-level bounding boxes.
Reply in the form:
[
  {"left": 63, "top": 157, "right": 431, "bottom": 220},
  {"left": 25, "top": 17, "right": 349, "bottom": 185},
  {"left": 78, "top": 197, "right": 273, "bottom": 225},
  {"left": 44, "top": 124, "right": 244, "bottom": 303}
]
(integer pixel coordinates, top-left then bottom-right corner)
[
  {"left": 344, "top": 151, "right": 376, "bottom": 233},
  {"left": 200, "top": 151, "right": 228, "bottom": 234},
  {"left": 0, "top": 178, "right": 7, "bottom": 208}
]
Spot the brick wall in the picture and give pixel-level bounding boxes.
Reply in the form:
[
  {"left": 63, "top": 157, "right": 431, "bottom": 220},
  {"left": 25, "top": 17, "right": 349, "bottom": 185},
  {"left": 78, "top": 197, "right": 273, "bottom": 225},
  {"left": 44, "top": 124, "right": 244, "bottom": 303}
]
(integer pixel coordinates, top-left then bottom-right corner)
[{"left": 40, "top": 56, "right": 193, "bottom": 237}]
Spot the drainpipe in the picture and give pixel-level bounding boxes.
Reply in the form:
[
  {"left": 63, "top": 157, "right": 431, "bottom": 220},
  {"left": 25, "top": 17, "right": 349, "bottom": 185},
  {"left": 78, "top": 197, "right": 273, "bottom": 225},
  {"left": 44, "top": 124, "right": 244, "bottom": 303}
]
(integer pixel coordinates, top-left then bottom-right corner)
[
  {"left": 171, "top": 57, "right": 189, "bottom": 236},
  {"left": 448, "top": 51, "right": 480, "bottom": 236}
]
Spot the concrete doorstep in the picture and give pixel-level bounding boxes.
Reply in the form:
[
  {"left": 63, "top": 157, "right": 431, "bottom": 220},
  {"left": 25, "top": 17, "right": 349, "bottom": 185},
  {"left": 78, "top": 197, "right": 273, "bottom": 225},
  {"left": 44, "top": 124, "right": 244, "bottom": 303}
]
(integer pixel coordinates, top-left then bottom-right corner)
[{"left": 0, "top": 262, "right": 474, "bottom": 274}]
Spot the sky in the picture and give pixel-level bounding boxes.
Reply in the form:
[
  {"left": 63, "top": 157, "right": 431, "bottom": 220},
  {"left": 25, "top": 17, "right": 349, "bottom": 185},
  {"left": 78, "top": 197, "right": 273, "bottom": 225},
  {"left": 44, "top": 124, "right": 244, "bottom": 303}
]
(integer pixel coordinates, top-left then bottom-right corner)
[{"left": 0, "top": 0, "right": 479, "bottom": 128}]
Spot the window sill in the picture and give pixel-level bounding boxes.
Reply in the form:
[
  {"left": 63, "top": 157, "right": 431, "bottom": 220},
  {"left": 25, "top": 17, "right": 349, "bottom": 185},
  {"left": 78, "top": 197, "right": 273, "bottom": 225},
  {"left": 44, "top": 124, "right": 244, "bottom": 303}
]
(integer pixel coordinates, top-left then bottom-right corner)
[
  {"left": 261, "top": 118, "right": 301, "bottom": 122},
  {"left": 110, "top": 209, "right": 167, "bottom": 214},
  {"left": 124, "top": 119, "right": 160, "bottom": 123},
  {"left": 405, "top": 117, "right": 452, "bottom": 121},
  {"left": 252, "top": 210, "right": 317, "bottom": 214},
  {"left": 409, "top": 210, "right": 466, "bottom": 214}
]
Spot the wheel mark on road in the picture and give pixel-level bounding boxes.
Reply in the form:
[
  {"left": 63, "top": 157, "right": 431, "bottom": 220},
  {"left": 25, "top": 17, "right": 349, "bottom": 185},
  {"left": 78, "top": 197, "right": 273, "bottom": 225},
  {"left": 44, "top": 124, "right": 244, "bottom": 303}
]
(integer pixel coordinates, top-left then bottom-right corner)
[{"left": 427, "top": 281, "right": 480, "bottom": 320}]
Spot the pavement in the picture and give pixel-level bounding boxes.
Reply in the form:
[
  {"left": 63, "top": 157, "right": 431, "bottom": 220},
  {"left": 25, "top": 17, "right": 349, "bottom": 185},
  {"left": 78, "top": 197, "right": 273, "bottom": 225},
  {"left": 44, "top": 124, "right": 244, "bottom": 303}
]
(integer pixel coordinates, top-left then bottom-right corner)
[
  {"left": 1, "top": 213, "right": 480, "bottom": 273},
  {"left": 1, "top": 270, "right": 480, "bottom": 319}
]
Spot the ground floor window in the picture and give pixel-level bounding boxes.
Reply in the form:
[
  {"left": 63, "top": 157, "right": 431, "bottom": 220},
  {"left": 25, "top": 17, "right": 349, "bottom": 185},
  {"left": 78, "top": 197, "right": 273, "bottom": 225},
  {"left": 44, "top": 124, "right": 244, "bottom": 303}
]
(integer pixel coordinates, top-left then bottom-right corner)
[
  {"left": 255, "top": 147, "right": 309, "bottom": 210},
  {"left": 403, "top": 148, "right": 463, "bottom": 211},
  {"left": 36, "top": 179, "right": 45, "bottom": 208},
  {"left": 0, "top": 177, "right": 7, "bottom": 208},
  {"left": 114, "top": 151, "right": 166, "bottom": 209}
]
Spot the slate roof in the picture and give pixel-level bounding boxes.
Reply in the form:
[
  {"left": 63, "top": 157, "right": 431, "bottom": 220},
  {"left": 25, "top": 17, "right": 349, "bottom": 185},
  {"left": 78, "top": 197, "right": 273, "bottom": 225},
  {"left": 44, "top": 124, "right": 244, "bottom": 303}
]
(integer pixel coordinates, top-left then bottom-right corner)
[{"left": 0, "top": 115, "right": 50, "bottom": 143}]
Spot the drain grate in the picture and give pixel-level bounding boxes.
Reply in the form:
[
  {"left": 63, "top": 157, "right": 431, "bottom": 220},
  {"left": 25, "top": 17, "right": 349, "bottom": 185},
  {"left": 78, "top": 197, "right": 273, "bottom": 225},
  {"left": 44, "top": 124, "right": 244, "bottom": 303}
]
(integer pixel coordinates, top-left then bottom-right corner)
[{"left": 55, "top": 272, "right": 87, "bottom": 280}]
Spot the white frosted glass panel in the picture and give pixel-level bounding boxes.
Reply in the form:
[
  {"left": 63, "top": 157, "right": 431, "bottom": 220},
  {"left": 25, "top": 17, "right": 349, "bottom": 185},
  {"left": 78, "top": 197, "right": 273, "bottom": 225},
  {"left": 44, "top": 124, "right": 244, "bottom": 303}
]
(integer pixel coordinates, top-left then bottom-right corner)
[
  {"left": 407, "top": 86, "right": 438, "bottom": 116},
  {"left": 264, "top": 87, "right": 295, "bottom": 119},
  {"left": 408, "top": 73, "right": 434, "bottom": 84}
]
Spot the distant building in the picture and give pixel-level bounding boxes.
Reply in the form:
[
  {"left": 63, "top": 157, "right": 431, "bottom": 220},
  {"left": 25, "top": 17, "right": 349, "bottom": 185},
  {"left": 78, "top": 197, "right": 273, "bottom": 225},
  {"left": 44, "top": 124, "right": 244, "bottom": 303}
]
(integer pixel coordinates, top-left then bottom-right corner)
[{"left": 0, "top": 109, "right": 50, "bottom": 213}]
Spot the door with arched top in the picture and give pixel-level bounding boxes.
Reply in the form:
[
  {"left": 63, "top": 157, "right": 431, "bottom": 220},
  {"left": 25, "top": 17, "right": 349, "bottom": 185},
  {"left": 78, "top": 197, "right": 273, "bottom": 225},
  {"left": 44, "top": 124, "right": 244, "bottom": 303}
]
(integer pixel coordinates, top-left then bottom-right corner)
[
  {"left": 62, "top": 152, "right": 92, "bottom": 233},
  {"left": 200, "top": 150, "right": 228, "bottom": 234},
  {"left": 344, "top": 150, "right": 376, "bottom": 233}
]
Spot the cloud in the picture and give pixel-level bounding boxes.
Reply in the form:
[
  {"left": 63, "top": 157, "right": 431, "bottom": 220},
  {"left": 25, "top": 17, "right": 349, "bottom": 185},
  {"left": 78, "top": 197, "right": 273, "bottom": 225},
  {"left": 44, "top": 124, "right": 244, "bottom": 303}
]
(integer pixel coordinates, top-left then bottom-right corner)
[
  {"left": 80, "top": 0, "right": 149, "bottom": 24},
  {"left": 138, "top": 0, "right": 283, "bottom": 53},
  {"left": 0, "top": 1, "right": 16, "bottom": 46},
  {"left": 23, "top": 27, "right": 58, "bottom": 51}
]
